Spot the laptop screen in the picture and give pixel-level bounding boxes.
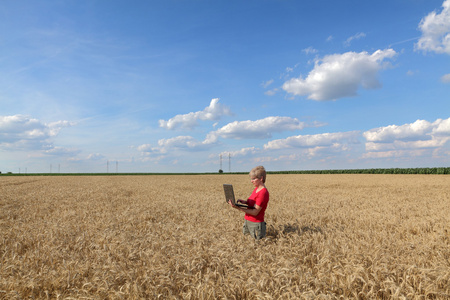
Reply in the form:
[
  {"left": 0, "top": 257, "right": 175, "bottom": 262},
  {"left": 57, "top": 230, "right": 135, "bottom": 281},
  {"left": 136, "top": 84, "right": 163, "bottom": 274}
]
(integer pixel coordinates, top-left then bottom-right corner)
[{"left": 223, "top": 184, "right": 235, "bottom": 204}]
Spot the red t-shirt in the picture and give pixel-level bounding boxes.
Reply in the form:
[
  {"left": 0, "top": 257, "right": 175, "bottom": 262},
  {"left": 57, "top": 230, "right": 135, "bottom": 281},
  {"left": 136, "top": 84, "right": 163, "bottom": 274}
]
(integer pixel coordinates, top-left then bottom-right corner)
[{"left": 245, "top": 187, "right": 269, "bottom": 223}]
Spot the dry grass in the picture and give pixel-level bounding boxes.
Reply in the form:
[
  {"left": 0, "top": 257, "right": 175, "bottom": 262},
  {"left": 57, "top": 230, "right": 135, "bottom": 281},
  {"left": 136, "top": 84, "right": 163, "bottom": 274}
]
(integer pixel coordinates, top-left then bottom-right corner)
[{"left": 0, "top": 174, "right": 449, "bottom": 299}]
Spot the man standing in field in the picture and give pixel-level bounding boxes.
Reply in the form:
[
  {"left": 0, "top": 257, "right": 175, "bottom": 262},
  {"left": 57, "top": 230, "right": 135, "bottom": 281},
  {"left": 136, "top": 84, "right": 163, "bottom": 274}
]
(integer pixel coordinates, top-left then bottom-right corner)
[{"left": 228, "top": 166, "right": 269, "bottom": 240}]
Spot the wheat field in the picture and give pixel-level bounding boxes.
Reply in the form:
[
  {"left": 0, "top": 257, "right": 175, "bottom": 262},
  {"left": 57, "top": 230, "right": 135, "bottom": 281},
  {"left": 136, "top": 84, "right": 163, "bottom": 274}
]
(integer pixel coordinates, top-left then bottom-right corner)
[{"left": 0, "top": 174, "right": 449, "bottom": 299}]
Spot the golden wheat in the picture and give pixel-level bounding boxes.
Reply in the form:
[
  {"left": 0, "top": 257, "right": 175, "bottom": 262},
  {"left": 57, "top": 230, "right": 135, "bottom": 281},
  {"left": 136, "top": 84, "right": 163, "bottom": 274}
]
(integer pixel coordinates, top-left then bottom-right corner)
[{"left": 0, "top": 174, "right": 449, "bottom": 299}]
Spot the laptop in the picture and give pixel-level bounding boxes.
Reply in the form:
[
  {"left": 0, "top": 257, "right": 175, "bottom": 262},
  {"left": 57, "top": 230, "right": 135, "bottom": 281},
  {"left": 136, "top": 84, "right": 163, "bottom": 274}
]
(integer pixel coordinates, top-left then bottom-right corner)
[{"left": 223, "top": 184, "right": 253, "bottom": 208}]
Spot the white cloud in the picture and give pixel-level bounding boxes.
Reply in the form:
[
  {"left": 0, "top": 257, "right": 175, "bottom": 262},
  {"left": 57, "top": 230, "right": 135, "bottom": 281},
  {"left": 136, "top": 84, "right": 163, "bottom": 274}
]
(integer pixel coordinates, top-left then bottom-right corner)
[
  {"left": 432, "top": 117, "right": 450, "bottom": 136},
  {"left": 0, "top": 115, "right": 74, "bottom": 150},
  {"left": 254, "top": 153, "right": 300, "bottom": 163},
  {"left": 262, "top": 79, "right": 278, "bottom": 95},
  {"left": 138, "top": 135, "right": 215, "bottom": 155},
  {"left": 157, "top": 136, "right": 212, "bottom": 151},
  {"left": 140, "top": 116, "right": 324, "bottom": 157},
  {"left": 365, "top": 139, "right": 447, "bottom": 152},
  {"left": 305, "top": 142, "right": 352, "bottom": 158},
  {"left": 218, "top": 147, "right": 260, "bottom": 158},
  {"left": 344, "top": 32, "right": 366, "bottom": 46},
  {"left": 441, "top": 73, "right": 450, "bottom": 83},
  {"left": 416, "top": 0, "right": 450, "bottom": 54},
  {"left": 302, "top": 47, "right": 318, "bottom": 54},
  {"left": 264, "top": 88, "right": 279, "bottom": 96},
  {"left": 363, "top": 118, "right": 450, "bottom": 154},
  {"left": 263, "top": 131, "right": 360, "bottom": 150},
  {"left": 206, "top": 116, "right": 315, "bottom": 143},
  {"left": 44, "top": 147, "right": 81, "bottom": 156},
  {"left": 158, "top": 98, "right": 232, "bottom": 130},
  {"left": 137, "top": 144, "right": 153, "bottom": 152},
  {"left": 219, "top": 131, "right": 360, "bottom": 167},
  {"left": 362, "top": 149, "right": 429, "bottom": 159},
  {"left": 261, "top": 79, "right": 274, "bottom": 88},
  {"left": 282, "top": 49, "right": 396, "bottom": 101},
  {"left": 363, "top": 119, "right": 434, "bottom": 143},
  {"left": 87, "top": 153, "right": 106, "bottom": 161},
  {"left": 212, "top": 118, "right": 450, "bottom": 166}
]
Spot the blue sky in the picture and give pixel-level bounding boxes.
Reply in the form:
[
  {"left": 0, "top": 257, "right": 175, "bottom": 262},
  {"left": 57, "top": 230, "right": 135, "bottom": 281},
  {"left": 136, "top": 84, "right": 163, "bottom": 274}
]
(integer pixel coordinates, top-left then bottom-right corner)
[{"left": 1, "top": 0, "right": 449, "bottom": 173}]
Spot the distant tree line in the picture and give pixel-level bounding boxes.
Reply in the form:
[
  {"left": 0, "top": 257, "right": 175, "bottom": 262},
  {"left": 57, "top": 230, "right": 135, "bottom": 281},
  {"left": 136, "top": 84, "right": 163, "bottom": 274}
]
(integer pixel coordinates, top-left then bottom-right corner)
[{"left": 269, "top": 167, "right": 450, "bottom": 175}]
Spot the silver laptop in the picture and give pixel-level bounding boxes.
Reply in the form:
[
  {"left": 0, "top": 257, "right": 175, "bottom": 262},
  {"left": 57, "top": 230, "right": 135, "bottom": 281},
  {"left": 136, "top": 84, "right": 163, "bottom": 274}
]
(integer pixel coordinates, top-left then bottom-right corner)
[{"left": 223, "top": 184, "right": 252, "bottom": 208}]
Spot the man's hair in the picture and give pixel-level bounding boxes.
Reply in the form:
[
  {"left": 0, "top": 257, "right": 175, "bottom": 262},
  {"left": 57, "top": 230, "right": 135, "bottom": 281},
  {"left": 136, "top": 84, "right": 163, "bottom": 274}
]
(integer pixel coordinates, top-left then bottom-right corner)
[{"left": 250, "top": 166, "right": 266, "bottom": 183}]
